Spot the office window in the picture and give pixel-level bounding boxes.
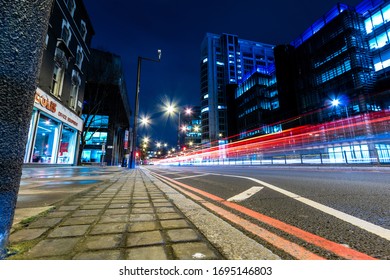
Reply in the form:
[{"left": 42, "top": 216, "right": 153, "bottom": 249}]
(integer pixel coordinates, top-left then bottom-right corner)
[
  {"left": 383, "top": 4, "right": 390, "bottom": 22},
  {"left": 51, "top": 63, "right": 64, "bottom": 97},
  {"left": 82, "top": 115, "right": 109, "bottom": 128},
  {"left": 69, "top": 70, "right": 81, "bottom": 110},
  {"left": 372, "top": 10, "right": 384, "bottom": 28},
  {"left": 61, "top": 20, "right": 71, "bottom": 46},
  {"left": 80, "top": 20, "right": 87, "bottom": 40},
  {"left": 365, "top": 18, "right": 373, "bottom": 34},
  {"left": 75, "top": 46, "right": 84, "bottom": 69},
  {"left": 66, "top": 0, "right": 76, "bottom": 16},
  {"left": 85, "top": 132, "right": 107, "bottom": 145}
]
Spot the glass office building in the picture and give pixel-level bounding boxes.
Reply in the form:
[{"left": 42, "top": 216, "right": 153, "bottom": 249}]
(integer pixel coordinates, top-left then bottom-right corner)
[{"left": 200, "top": 33, "right": 275, "bottom": 146}]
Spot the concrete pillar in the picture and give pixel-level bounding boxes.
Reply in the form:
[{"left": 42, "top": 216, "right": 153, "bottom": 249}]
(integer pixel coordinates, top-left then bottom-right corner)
[{"left": 0, "top": 0, "right": 53, "bottom": 259}]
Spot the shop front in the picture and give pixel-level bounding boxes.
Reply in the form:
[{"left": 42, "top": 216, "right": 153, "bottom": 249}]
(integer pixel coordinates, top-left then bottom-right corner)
[{"left": 24, "top": 88, "right": 83, "bottom": 164}]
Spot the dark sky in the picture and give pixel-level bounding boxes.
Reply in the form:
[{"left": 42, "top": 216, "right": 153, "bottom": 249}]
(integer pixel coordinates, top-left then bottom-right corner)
[{"left": 83, "top": 0, "right": 363, "bottom": 146}]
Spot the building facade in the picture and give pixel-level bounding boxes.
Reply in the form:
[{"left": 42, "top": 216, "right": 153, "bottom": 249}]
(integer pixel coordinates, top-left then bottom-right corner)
[
  {"left": 275, "top": 3, "right": 376, "bottom": 127},
  {"left": 200, "top": 33, "right": 275, "bottom": 145},
  {"left": 272, "top": 0, "right": 390, "bottom": 161},
  {"left": 234, "top": 68, "right": 280, "bottom": 140},
  {"left": 80, "top": 49, "right": 131, "bottom": 166},
  {"left": 24, "top": 0, "right": 94, "bottom": 165}
]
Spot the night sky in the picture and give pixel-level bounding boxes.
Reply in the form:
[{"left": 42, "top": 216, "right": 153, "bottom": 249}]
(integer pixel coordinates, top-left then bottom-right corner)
[{"left": 83, "top": 0, "right": 363, "bottom": 146}]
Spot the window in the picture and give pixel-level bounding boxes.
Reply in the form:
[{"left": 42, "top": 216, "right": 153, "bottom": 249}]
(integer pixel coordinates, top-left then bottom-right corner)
[
  {"left": 365, "top": 18, "right": 373, "bottom": 34},
  {"left": 61, "top": 20, "right": 71, "bottom": 46},
  {"left": 75, "top": 46, "right": 84, "bottom": 69},
  {"left": 66, "top": 0, "right": 76, "bottom": 16},
  {"left": 51, "top": 63, "right": 64, "bottom": 97},
  {"left": 85, "top": 132, "right": 107, "bottom": 145},
  {"left": 70, "top": 70, "right": 81, "bottom": 110},
  {"left": 82, "top": 115, "right": 109, "bottom": 128},
  {"left": 383, "top": 4, "right": 390, "bottom": 22},
  {"left": 80, "top": 20, "right": 87, "bottom": 40},
  {"left": 372, "top": 10, "right": 384, "bottom": 28}
]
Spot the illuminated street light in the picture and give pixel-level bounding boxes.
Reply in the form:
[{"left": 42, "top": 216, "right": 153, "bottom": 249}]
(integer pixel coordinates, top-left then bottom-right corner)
[
  {"left": 140, "top": 116, "right": 151, "bottom": 126},
  {"left": 163, "top": 105, "right": 193, "bottom": 149},
  {"left": 331, "top": 99, "right": 340, "bottom": 107}
]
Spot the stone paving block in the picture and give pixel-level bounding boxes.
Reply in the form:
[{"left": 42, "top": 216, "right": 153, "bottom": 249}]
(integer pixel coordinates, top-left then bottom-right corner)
[
  {"left": 104, "top": 209, "right": 129, "bottom": 215},
  {"left": 99, "top": 215, "right": 128, "bottom": 224},
  {"left": 26, "top": 238, "right": 81, "bottom": 258},
  {"left": 133, "top": 203, "right": 152, "bottom": 208},
  {"left": 28, "top": 218, "right": 63, "bottom": 228},
  {"left": 73, "top": 250, "right": 121, "bottom": 260},
  {"left": 81, "top": 234, "right": 122, "bottom": 250},
  {"left": 128, "top": 221, "right": 159, "bottom": 232},
  {"left": 157, "top": 213, "right": 183, "bottom": 220},
  {"left": 90, "top": 223, "right": 126, "bottom": 235},
  {"left": 48, "top": 225, "right": 90, "bottom": 238},
  {"left": 172, "top": 242, "right": 219, "bottom": 260},
  {"left": 160, "top": 219, "right": 189, "bottom": 229},
  {"left": 58, "top": 205, "right": 79, "bottom": 211},
  {"left": 61, "top": 216, "right": 97, "bottom": 226},
  {"left": 131, "top": 208, "right": 154, "bottom": 214},
  {"left": 155, "top": 207, "right": 176, "bottom": 213},
  {"left": 108, "top": 203, "right": 129, "bottom": 209},
  {"left": 126, "top": 246, "right": 168, "bottom": 260},
  {"left": 88, "top": 198, "right": 110, "bottom": 203},
  {"left": 81, "top": 204, "right": 105, "bottom": 210},
  {"left": 72, "top": 209, "right": 101, "bottom": 217},
  {"left": 153, "top": 202, "right": 173, "bottom": 207},
  {"left": 46, "top": 211, "right": 70, "bottom": 218},
  {"left": 9, "top": 228, "right": 48, "bottom": 243},
  {"left": 131, "top": 200, "right": 149, "bottom": 204},
  {"left": 167, "top": 229, "right": 200, "bottom": 242},
  {"left": 127, "top": 231, "right": 164, "bottom": 247},
  {"left": 129, "top": 213, "right": 156, "bottom": 222}
]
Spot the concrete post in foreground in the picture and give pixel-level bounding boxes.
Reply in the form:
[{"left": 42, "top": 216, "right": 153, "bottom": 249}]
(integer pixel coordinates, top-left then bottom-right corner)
[{"left": 0, "top": 0, "right": 53, "bottom": 259}]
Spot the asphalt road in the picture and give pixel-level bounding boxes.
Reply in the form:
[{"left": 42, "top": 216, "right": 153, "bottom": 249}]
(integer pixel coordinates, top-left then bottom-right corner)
[{"left": 145, "top": 165, "right": 390, "bottom": 260}]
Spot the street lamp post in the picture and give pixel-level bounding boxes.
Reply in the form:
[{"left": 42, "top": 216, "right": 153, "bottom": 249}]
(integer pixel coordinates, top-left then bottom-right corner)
[
  {"left": 129, "top": 50, "right": 161, "bottom": 169},
  {"left": 164, "top": 104, "right": 192, "bottom": 150}
]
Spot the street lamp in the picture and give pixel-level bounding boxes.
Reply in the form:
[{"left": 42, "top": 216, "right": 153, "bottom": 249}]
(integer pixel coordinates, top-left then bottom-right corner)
[
  {"left": 164, "top": 104, "right": 192, "bottom": 149},
  {"left": 129, "top": 50, "right": 162, "bottom": 169}
]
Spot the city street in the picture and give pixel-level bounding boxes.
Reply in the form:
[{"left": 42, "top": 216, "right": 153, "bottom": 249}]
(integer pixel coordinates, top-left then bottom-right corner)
[{"left": 145, "top": 165, "right": 390, "bottom": 259}]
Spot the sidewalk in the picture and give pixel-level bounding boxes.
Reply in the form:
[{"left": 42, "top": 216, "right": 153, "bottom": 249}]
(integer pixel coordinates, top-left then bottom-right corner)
[{"left": 7, "top": 168, "right": 224, "bottom": 260}]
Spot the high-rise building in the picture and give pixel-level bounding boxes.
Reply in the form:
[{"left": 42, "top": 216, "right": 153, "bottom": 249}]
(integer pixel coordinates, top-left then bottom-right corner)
[
  {"left": 24, "top": 0, "right": 94, "bottom": 165},
  {"left": 200, "top": 33, "right": 274, "bottom": 146}
]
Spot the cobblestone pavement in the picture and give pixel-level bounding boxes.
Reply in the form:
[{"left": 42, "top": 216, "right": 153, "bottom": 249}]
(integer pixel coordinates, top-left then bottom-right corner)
[{"left": 7, "top": 169, "right": 224, "bottom": 260}]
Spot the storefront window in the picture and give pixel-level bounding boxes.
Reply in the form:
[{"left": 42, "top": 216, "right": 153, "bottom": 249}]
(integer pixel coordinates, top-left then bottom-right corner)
[
  {"left": 58, "top": 125, "right": 77, "bottom": 164},
  {"left": 81, "top": 149, "right": 103, "bottom": 163},
  {"left": 32, "top": 114, "right": 60, "bottom": 163}
]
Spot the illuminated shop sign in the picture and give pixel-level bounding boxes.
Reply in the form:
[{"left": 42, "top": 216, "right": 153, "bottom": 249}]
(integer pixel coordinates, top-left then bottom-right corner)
[{"left": 34, "top": 88, "right": 83, "bottom": 131}]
